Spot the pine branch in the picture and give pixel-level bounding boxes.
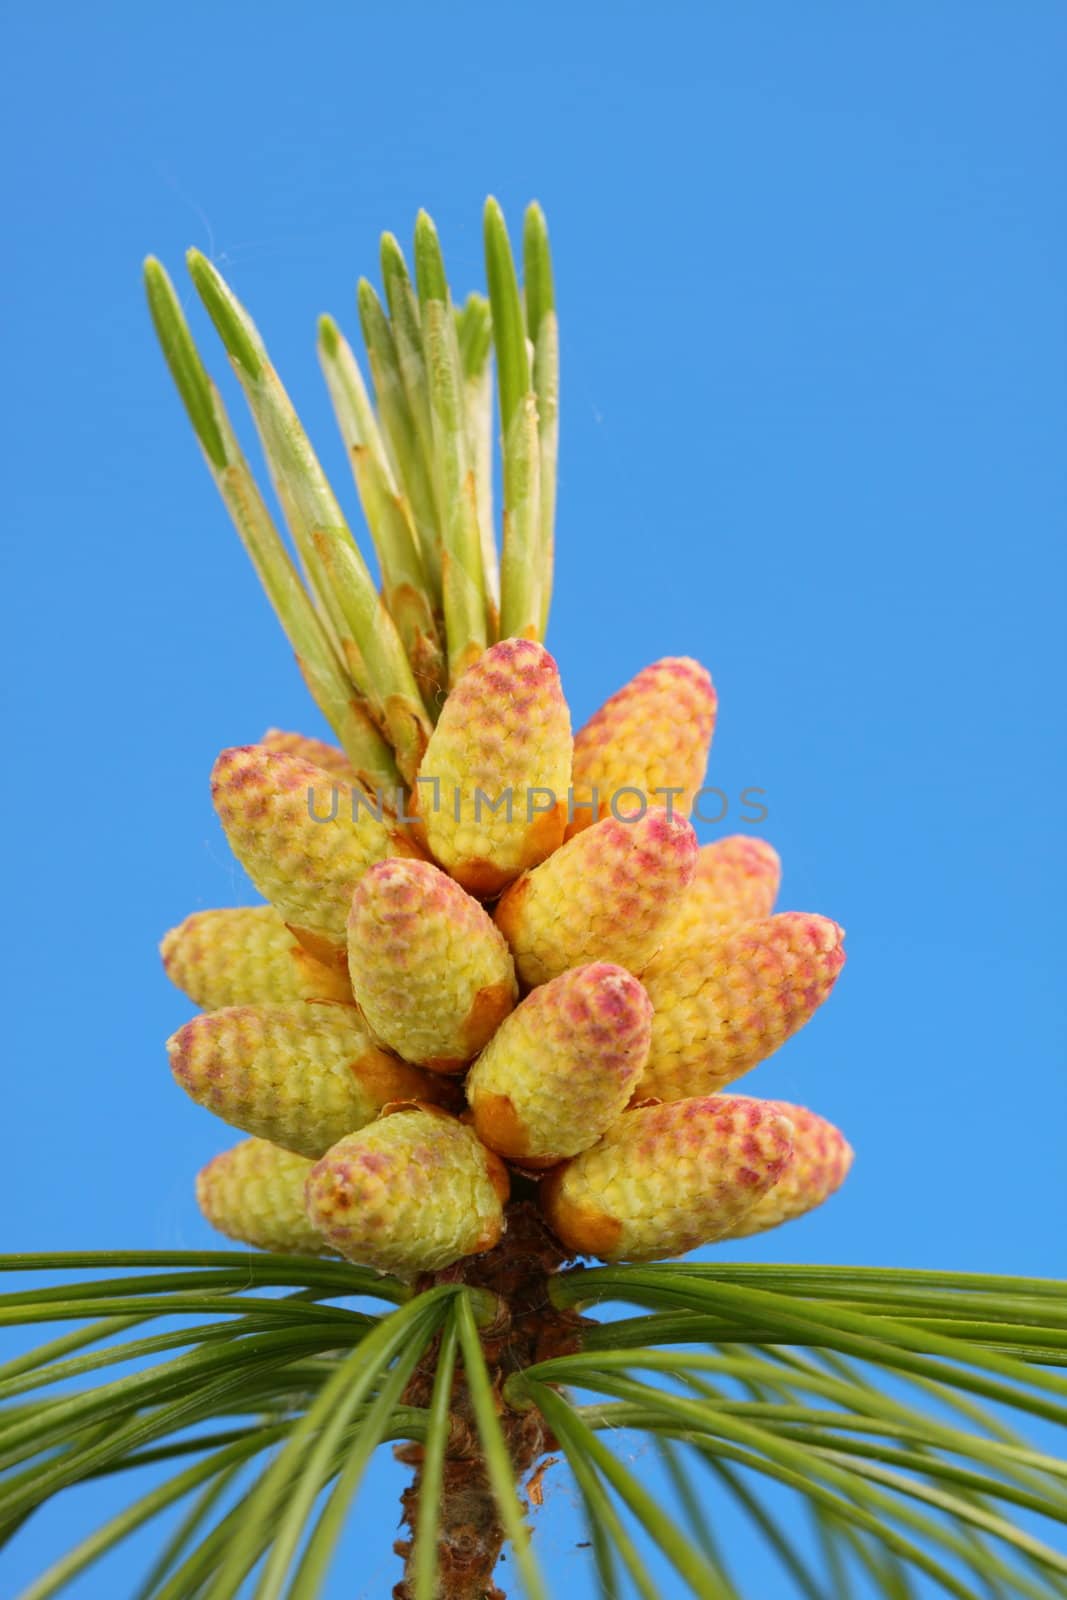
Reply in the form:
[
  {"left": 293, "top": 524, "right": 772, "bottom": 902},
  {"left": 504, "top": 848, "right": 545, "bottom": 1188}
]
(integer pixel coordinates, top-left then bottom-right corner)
[
  {"left": 2, "top": 1251, "right": 1066, "bottom": 1599},
  {"left": 53, "top": 200, "right": 1063, "bottom": 1600}
]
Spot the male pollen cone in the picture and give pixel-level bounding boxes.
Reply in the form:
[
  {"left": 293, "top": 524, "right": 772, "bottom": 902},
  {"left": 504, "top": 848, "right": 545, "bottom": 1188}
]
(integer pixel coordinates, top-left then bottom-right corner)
[
  {"left": 210, "top": 745, "right": 422, "bottom": 956},
  {"left": 259, "top": 728, "right": 364, "bottom": 787},
  {"left": 718, "top": 1100, "right": 854, "bottom": 1239},
  {"left": 414, "top": 639, "right": 573, "bottom": 897},
  {"left": 167, "top": 1001, "right": 452, "bottom": 1158},
  {"left": 196, "top": 1138, "right": 329, "bottom": 1256},
  {"left": 305, "top": 1108, "right": 510, "bottom": 1277},
  {"left": 639, "top": 912, "right": 846, "bottom": 1100},
  {"left": 347, "top": 858, "right": 517, "bottom": 1072},
  {"left": 665, "top": 835, "right": 781, "bottom": 944},
  {"left": 467, "top": 963, "right": 653, "bottom": 1166},
  {"left": 161, "top": 906, "right": 353, "bottom": 1010},
  {"left": 565, "top": 657, "right": 716, "bottom": 839},
  {"left": 540, "top": 1095, "right": 795, "bottom": 1262},
  {"left": 495, "top": 808, "right": 698, "bottom": 988}
]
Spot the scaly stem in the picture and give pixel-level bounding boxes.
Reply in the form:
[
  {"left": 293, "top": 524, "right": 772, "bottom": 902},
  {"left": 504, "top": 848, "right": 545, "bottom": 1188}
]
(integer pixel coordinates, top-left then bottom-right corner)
[
  {"left": 399, "top": 1445, "right": 508, "bottom": 1600},
  {"left": 394, "top": 1204, "right": 585, "bottom": 1599}
]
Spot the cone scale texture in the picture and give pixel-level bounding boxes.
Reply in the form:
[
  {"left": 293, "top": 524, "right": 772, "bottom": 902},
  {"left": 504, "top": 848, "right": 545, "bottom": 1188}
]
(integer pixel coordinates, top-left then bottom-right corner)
[
  {"left": 161, "top": 906, "right": 353, "bottom": 1010},
  {"left": 168, "top": 1001, "right": 452, "bottom": 1157},
  {"left": 640, "top": 912, "right": 846, "bottom": 1100},
  {"left": 667, "top": 835, "right": 782, "bottom": 944},
  {"left": 347, "top": 858, "right": 517, "bottom": 1071},
  {"left": 211, "top": 744, "right": 422, "bottom": 955},
  {"left": 259, "top": 728, "right": 365, "bottom": 788},
  {"left": 467, "top": 963, "right": 653, "bottom": 1166},
  {"left": 566, "top": 657, "right": 717, "bottom": 839},
  {"left": 415, "top": 639, "right": 573, "bottom": 897},
  {"left": 196, "top": 1137, "right": 328, "bottom": 1255},
  {"left": 305, "top": 1107, "right": 509, "bottom": 1277},
  {"left": 720, "top": 1100, "right": 853, "bottom": 1239},
  {"left": 540, "top": 1096, "right": 795, "bottom": 1262},
  {"left": 494, "top": 809, "right": 698, "bottom": 988}
]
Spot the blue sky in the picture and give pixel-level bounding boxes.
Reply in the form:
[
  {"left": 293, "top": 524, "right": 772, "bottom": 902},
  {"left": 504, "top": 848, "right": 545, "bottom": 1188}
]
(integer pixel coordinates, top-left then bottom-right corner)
[{"left": 2, "top": 3, "right": 1064, "bottom": 1595}]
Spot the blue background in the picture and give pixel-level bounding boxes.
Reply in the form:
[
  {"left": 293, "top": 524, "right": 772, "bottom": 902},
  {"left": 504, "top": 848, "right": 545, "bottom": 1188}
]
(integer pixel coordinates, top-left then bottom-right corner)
[{"left": 2, "top": 3, "right": 1064, "bottom": 1595}]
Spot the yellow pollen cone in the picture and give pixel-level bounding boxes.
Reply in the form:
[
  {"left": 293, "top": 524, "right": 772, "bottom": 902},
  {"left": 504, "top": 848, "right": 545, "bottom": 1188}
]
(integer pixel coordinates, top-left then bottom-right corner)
[
  {"left": 415, "top": 639, "right": 572, "bottom": 897},
  {"left": 196, "top": 1138, "right": 329, "bottom": 1255},
  {"left": 666, "top": 835, "right": 781, "bottom": 944},
  {"left": 347, "top": 858, "right": 517, "bottom": 1072},
  {"left": 495, "top": 808, "right": 698, "bottom": 987},
  {"left": 719, "top": 1099, "right": 853, "bottom": 1239},
  {"left": 260, "top": 728, "right": 364, "bottom": 787},
  {"left": 566, "top": 657, "right": 716, "bottom": 839},
  {"left": 161, "top": 906, "right": 352, "bottom": 1010},
  {"left": 305, "top": 1107, "right": 509, "bottom": 1277},
  {"left": 640, "top": 912, "right": 846, "bottom": 1100},
  {"left": 540, "top": 1095, "right": 794, "bottom": 1262},
  {"left": 211, "top": 744, "right": 422, "bottom": 956},
  {"left": 467, "top": 963, "right": 652, "bottom": 1166},
  {"left": 167, "top": 1001, "right": 453, "bottom": 1157}
]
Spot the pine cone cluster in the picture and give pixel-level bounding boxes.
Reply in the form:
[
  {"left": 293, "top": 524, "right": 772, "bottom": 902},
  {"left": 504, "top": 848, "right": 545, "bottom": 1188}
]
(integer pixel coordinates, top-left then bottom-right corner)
[{"left": 165, "top": 639, "right": 851, "bottom": 1279}]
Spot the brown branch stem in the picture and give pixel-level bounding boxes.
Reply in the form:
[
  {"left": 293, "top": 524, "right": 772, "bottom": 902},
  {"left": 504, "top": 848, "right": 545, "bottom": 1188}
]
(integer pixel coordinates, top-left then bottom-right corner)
[{"left": 392, "top": 1200, "right": 587, "bottom": 1599}]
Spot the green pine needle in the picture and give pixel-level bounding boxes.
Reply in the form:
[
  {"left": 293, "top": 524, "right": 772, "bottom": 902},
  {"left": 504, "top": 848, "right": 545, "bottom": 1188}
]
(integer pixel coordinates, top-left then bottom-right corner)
[
  {"left": 142, "top": 260, "right": 400, "bottom": 787},
  {"left": 144, "top": 257, "right": 227, "bottom": 469},
  {"left": 484, "top": 196, "right": 543, "bottom": 641},
  {"left": 414, "top": 210, "right": 489, "bottom": 680},
  {"left": 522, "top": 202, "right": 559, "bottom": 633},
  {"left": 2, "top": 1255, "right": 1067, "bottom": 1599},
  {"left": 185, "top": 250, "right": 433, "bottom": 782}
]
